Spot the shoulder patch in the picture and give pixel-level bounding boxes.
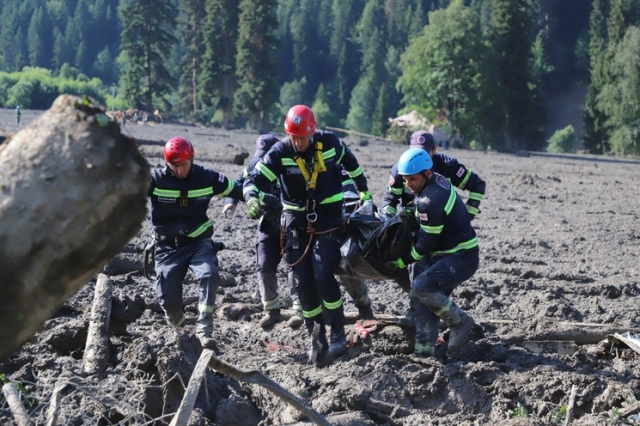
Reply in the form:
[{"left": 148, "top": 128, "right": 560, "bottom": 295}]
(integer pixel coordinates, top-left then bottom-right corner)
[
  {"left": 419, "top": 212, "right": 429, "bottom": 222},
  {"left": 341, "top": 168, "right": 348, "bottom": 177},
  {"left": 218, "top": 173, "right": 226, "bottom": 182},
  {"left": 388, "top": 175, "right": 395, "bottom": 186},
  {"left": 456, "top": 166, "right": 465, "bottom": 178},
  {"left": 436, "top": 174, "right": 450, "bottom": 189}
]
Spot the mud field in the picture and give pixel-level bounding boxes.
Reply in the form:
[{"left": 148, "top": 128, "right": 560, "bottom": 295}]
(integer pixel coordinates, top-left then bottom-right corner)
[{"left": 1, "top": 109, "right": 640, "bottom": 425}]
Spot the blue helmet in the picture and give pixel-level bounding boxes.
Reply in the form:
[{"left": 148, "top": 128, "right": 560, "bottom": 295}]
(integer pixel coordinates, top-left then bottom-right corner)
[{"left": 397, "top": 148, "right": 433, "bottom": 175}]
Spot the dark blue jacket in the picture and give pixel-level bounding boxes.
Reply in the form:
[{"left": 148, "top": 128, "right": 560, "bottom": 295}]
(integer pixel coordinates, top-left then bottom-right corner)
[
  {"left": 243, "top": 130, "right": 368, "bottom": 231},
  {"left": 148, "top": 163, "right": 242, "bottom": 239},
  {"left": 401, "top": 172, "right": 478, "bottom": 265}
]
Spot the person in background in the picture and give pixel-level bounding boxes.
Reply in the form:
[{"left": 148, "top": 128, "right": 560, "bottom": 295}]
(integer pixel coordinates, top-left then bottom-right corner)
[
  {"left": 148, "top": 137, "right": 243, "bottom": 349},
  {"left": 386, "top": 148, "right": 479, "bottom": 357},
  {"left": 16, "top": 106, "right": 21, "bottom": 126},
  {"left": 223, "top": 134, "right": 287, "bottom": 328},
  {"left": 381, "top": 130, "right": 486, "bottom": 328},
  {"left": 243, "top": 105, "right": 371, "bottom": 363}
]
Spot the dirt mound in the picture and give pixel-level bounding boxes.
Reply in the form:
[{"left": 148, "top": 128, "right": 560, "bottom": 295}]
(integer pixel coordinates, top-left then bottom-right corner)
[{"left": 1, "top": 112, "right": 640, "bottom": 425}]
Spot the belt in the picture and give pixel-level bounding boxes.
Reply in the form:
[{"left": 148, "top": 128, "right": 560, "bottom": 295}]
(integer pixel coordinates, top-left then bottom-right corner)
[{"left": 156, "top": 234, "right": 206, "bottom": 248}]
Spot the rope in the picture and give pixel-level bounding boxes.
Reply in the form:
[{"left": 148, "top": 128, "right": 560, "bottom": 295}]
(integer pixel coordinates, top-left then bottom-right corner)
[{"left": 281, "top": 223, "right": 340, "bottom": 268}]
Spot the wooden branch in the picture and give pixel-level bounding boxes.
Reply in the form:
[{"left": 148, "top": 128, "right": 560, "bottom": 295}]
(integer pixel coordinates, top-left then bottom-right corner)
[
  {"left": 207, "top": 355, "right": 331, "bottom": 426},
  {"left": 619, "top": 401, "right": 640, "bottom": 419},
  {"left": 169, "top": 349, "right": 214, "bottom": 426},
  {"left": 0, "top": 95, "right": 149, "bottom": 361},
  {"left": 2, "top": 382, "right": 31, "bottom": 426},
  {"left": 563, "top": 385, "right": 577, "bottom": 426},
  {"left": 45, "top": 383, "right": 67, "bottom": 426},
  {"left": 83, "top": 274, "right": 113, "bottom": 377}
]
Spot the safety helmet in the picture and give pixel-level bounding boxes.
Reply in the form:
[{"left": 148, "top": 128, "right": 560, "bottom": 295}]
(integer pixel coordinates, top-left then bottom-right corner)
[
  {"left": 164, "top": 137, "right": 194, "bottom": 164},
  {"left": 397, "top": 148, "right": 433, "bottom": 175},
  {"left": 284, "top": 105, "right": 315, "bottom": 136},
  {"left": 254, "top": 134, "right": 279, "bottom": 157}
]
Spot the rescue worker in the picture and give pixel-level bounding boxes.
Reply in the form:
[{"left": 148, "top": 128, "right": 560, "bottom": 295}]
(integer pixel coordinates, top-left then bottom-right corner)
[
  {"left": 223, "top": 134, "right": 287, "bottom": 328},
  {"left": 16, "top": 106, "right": 21, "bottom": 126},
  {"left": 243, "top": 105, "right": 371, "bottom": 362},
  {"left": 148, "top": 137, "right": 243, "bottom": 349},
  {"left": 386, "top": 148, "right": 479, "bottom": 356},
  {"left": 381, "top": 130, "right": 486, "bottom": 328}
]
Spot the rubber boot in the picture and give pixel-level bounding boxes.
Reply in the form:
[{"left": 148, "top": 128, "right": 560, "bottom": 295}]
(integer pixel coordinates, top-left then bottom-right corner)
[
  {"left": 356, "top": 302, "right": 376, "bottom": 320},
  {"left": 328, "top": 325, "right": 347, "bottom": 358},
  {"left": 260, "top": 309, "right": 282, "bottom": 328},
  {"left": 439, "top": 303, "right": 474, "bottom": 351}
]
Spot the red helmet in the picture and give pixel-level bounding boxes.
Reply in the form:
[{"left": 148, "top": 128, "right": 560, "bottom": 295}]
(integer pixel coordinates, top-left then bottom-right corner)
[
  {"left": 164, "top": 137, "right": 194, "bottom": 163},
  {"left": 284, "top": 105, "right": 316, "bottom": 136}
]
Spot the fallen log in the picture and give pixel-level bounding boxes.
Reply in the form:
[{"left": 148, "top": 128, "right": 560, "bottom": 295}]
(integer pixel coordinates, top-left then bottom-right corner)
[
  {"left": 83, "top": 273, "right": 113, "bottom": 377},
  {"left": 0, "top": 95, "right": 149, "bottom": 361},
  {"left": 486, "top": 319, "right": 640, "bottom": 345},
  {"left": 207, "top": 355, "right": 330, "bottom": 426}
]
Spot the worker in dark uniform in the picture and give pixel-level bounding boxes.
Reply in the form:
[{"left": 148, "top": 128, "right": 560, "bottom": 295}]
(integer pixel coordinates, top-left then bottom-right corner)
[
  {"left": 223, "top": 134, "right": 286, "bottom": 328},
  {"left": 381, "top": 130, "right": 486, "bottom": 328},
  {"left": 386, "top": 148, "right": 479, "bottom": 356},
  {"left": 148, "top": 137, "right": 243, "bottom": 349},
  {"left": 243, "top": 105, "right": 371, "bottom": 363}
]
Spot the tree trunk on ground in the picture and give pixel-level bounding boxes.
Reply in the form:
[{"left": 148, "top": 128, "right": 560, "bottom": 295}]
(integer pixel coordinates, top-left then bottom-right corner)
[{"left": 0, "top": 95, "right": 149, "bottom": 361}]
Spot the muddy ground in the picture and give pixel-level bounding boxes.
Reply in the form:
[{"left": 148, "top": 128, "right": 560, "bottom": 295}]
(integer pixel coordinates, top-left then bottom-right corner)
[{"left": 1, "top": 109, "right": 640, "bottom": 425}]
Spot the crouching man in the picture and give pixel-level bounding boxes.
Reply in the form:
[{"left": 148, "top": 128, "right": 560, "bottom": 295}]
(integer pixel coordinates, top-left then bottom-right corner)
[{"left": 386, "top": 148, "right": 479, "bottom": 356}]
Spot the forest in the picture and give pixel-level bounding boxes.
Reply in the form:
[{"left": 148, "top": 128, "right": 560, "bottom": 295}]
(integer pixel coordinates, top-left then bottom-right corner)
[{"left": 0, "top": 0, "right": 639, "bottom": 155}]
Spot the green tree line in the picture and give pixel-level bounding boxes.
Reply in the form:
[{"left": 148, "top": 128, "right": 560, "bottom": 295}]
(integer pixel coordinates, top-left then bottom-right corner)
[{"left": 0, "top": 0, "right": 638, "bottom": 155}]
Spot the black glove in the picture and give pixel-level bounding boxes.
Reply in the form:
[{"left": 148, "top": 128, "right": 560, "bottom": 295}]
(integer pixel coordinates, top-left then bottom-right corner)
[{"left": 262, "top": 193, "right": 283, "bottom": 216}]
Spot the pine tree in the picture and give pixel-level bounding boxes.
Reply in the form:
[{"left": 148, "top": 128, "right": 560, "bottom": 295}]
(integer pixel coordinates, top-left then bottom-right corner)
[
  {"left": 583, "top": 0, "right": 610, "bottom": 154},
  {"left": 488, "top": 0, "right": 543, "bottom": 151},
  {"left": 119, "top": 0, "right": 178, "bottom": 112},
  {"left": 235, "top": 0, "right": 279, "bottom": 131},
  {"left": 176, "top": 0, "right": 206, "bottom": 120},
  {"left": 200, "top": 0, "right": 239, "bottom": 128}
]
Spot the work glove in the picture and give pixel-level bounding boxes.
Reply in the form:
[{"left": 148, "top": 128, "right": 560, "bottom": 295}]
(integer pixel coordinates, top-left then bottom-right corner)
[
  {"left": 377, "top": 205, "right": 396, "bottom": 221},
  {"left": 261, "top": 193, "right": 283, "bottom": 217},
  {"left": 466, "top": 201, "right": 480, "bottom": 221},
  {"left": 246, "top": 197, "right": 264, "bottom": 220},
  {"left": 222, "top": 203, "right": 236, "bottom": 218},
  {"left": 359, "top": 190, "right": 372, "bottom": 202},
  {"left": 401, "top": 207, "right": 415, "bottom": 218},
  {"left": 384, "top": 258, "right": 407, "bottom": 274}
]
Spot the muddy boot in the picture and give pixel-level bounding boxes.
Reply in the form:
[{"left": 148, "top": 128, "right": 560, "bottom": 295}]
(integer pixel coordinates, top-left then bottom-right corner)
[
  {"left": 287, "top": 298, "right": 304, "bottom": 328},
  {"left": 259, "top": 309, "right": 282, "bottom": 328},
  {"left": 356, "top": 302, "right": 375, "bottom": 321},
  {"left": 440, "top": 304, "right": 474, "bottom": 352},
  {"left": 328, "top": 326, "right": 347, "bottom": 358},
  {"left": 397, "top": 296, "right": 417, "bottom": 328},
  {"left": 414, "top": 341, "right": 435, "bottom": 357}
]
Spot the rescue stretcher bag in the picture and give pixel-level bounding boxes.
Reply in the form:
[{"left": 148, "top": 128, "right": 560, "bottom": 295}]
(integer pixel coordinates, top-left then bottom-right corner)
[{"left": 336, "top": 211, "right": 418, "bottom": 280}]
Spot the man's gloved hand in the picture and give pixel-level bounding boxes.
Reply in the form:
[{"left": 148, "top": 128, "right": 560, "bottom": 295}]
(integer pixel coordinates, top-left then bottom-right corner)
[
  {"left": 384, "top": 258, "right": 406, "bottom": 273},
  {"left": 261, "top": 193, "right": 283, "bottom": 216},
  {"left": 246, "top": 197, "right": 264, "bottom": 219},
  {"left": 222, "top": 203, "right": 236, "bottom": 218},
  {"left": 466, "top": 201, "right": 480, "bottom": 221},
  {"left": 401, "top": 207, "right": 415, "bottom": 218},
  {"left": 359, "top": 190, "right": 372, "bottom": 202},
  {"left": 378, "top": 205, "right": 396, "bottom": 220}
]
